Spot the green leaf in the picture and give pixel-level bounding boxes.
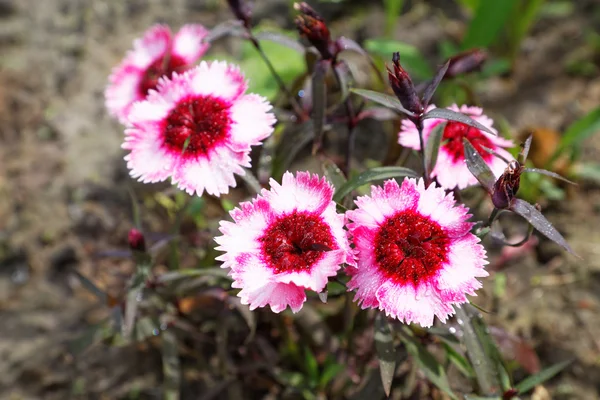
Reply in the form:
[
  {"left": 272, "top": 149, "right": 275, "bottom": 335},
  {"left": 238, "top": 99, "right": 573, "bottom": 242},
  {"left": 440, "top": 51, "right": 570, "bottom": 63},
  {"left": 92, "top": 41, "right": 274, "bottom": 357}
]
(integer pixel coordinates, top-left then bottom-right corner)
[
  {"left": 157, "top": 267, "right": 230, "bottom": 283},
  {"left": 461, "top": 0, "right": 518, "bottom": 49},
  {"left": 350, "top": 88, "right": 413, "bottom": 116},
  {"left": 425, "top": 122, "right": 445, "bottom": 175},
  {"left": 374, "top": 313, "right": 396, "bottom": 397},
  {"left": 272, "top": 121, "right": 314, "bottom": 180},
  {"left": 161, "top": 329, "right": 181, "bottom": 400},
  {"left": 515, "top": 359, "right": 572, "bottom": 394},
  {"left": 365, "top": 38, "right": 432, "bottom": 80},
  {"left": 72, "top": 270, "right": 107, "bottom": 305},
  {"left": 424, "top": 107, "right": 495, "bottom": 135},
  {"left": 319, "top": 362, "right": 345, "bottom": 388},
  {"left": 400, "top": 328, "right": 458, "bottom": 400},
  {"left": 333, "top": 166, "right": 418, "bottom": 202},
  {"left": 383, "top": 0, "right": 404, "bottom": 36},
  {"left": 575, "top": 162, "right": 600, "bottom": 183},
  {"left": 304, "top": 347, "right": 320, "bottom": 387},
  {"left": 554, "top": 107, "right": 600, "bottom": 160},
  {"left": 442, "top": 342, "right": 474, "bottom": 378},
  {"left": 321, "top": 159, "right": 347, "bottom": 190}
]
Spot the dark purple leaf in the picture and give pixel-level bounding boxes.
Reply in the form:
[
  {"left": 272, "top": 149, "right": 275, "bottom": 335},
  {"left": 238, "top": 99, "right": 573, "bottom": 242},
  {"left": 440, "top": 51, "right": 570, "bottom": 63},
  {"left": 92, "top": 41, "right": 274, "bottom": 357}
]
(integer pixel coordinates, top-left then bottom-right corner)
[
  {"left": 463, "top": 138, "right": 497, "bottom": 191},
  {"left": 424, "top": 108, "right": 495, "bottom": 135},
  {"left": 421, "top": 61, "right": 450, "bottom": 107},
  {"left": 523, "top": 168, "right": 576, "bottom": 185},
  {"left": 425, "top": 122, "right": 445, "bottom": 175},
  {"left": 254, "top": 31, "right": 305, "bottom": 53},
  {"left": 357, "top": 107, "right": 398, "bottom": 121},
  {"left": 374, "top": 313, "right": 396, "bottom": 397},
  {"left": 350, "top": 88, "right": 415, "bottom": 117},
  {"left": 203, "top": 20, "right": 246, "bottom": 43},
  {"left": 333, "top": 60, "right": 352, "bottom": 102},
  {"left": 519, "top": 134, "right": 533, "bottom": 164},
  {"left": 311, "top": 59, "right": 329, "bottom": 155},
  {"left": 336, "top": 36, "right": 385, "bottom": 83},
  {"left": 510, "top": 199, "right": 577, "bottom": 256}
]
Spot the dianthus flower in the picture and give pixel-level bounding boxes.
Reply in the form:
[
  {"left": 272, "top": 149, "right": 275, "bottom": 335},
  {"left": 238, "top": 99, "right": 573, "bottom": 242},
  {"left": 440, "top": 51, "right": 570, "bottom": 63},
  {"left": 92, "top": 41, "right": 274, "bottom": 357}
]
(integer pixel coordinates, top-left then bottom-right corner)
[
  {"left": 106, "top": 24, "right": 210, "bottom": 123},
  {"left": 215, "top": 172, "right": 354, "bottom": 313},
  {"left": 346, "top": 178, "right": 488, "bottom": 327},
  {"left": 122, "top": 61, "right": 275, "bottom": 196},
  {"left": 399, "top": 104, "right": 514, "bottom": 190}
]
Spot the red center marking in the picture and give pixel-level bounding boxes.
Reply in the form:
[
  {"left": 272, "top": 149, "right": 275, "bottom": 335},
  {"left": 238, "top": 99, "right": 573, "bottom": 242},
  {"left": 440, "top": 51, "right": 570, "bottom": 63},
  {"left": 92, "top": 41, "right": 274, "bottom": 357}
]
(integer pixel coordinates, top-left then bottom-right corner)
[
  {"left": 374, "top": 210, "right": 449, "bottom": 288},
  {"left": 162, "top": 96, "right": 231, "bottom": 158},
  {"left": 442, "top": 121, "right": 494, "bottom": 162},
  {"left": 260, "top": 210, "right": 336, "bottom": 274},
  {"left": 138, "top": 54, "right": 188, "bottom": 97}
]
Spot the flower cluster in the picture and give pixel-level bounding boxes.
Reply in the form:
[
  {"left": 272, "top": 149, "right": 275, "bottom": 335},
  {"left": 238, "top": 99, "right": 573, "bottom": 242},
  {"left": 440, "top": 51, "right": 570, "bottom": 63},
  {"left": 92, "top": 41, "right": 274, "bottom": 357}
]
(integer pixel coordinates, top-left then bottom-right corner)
[{"left": 216, "top": 172, "right": 488, "bottom": 327}]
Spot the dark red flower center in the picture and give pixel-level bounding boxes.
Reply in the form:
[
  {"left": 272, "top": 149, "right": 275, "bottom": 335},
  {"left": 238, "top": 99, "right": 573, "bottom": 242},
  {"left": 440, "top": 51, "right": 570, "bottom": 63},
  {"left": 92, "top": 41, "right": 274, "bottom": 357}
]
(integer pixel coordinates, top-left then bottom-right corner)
[
  {"left": 260, "top": 210, "right": 336, "bottom": 274},
  {"left": 162, "top": 96, "right": 231, "bottom": 158},
  {"left": 138, "top": 54, "right": 188, "bottom": 97},
  {"left": 374, "top": 210, "right": 449, "bottom": 288},
  {"left": 442, "top": 121, "right": 494, "bottom": 163}
]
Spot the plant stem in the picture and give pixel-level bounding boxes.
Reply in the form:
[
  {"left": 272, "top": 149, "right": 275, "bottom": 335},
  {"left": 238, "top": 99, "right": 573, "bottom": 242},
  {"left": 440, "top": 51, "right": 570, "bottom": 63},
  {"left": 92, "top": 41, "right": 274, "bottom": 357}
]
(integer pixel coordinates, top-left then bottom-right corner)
[
  {"left": 249, "top": 36, "right": 306, "bottom": 119},
  {"left": 332, "top": 61, "right": 357, "bottom": 175},
  {"left": 486, "top": 207, "right": 499, "bottom": 227},
  {"left": 417, "top": 119, "right": 429, "bottom": 185}
]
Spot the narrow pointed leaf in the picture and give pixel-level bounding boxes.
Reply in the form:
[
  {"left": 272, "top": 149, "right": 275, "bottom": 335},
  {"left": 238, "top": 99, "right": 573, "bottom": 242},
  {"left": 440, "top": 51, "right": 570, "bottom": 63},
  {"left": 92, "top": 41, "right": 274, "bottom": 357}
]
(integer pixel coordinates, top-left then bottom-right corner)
[
  {"left": 333, "top": 166, "right": 418, "bottom": 202},
  {"left": 421, "top": 61, "right": 450, "bottom": 107},
  {"left": 72, "top": 270, "right": 108, "bottom": 304},
  {"left": 312, "top": 60, "right": 328, "bottom": 155},
  {"left": 321, "top": 158, "right": 347, "bottom": 190},
  {"left": 374, "top": 313, "right": 396, "bottom": 397},
  {"left": 254, "top": 31, "right": 305, "bottom": 53},
  {"left": 424, "top": 108, "right": 495, "bottom": 135},
  {"left": 555, "top": 107, "right": 600, "bottom": 159},
  {"left": 350, "top": 88, "right": 415, "bottom": 117},
  {"left": 336, "top": 36, "right": 385, "bottom": 83},
  {"left": 357, "top": 107, "right": 398, "bottom": 121},
  {"left": 157, "top": 268, "right": 229, "bottom": 283},
  {"left": 123, "top": 287, "right": 141, "bottom": 340},
  {"left": 333, "top": 60, "right": 352, "bottom": 103},
  {"left": 425, "top": 122, "right": 445, "bottom": 175},
  {"left": 203, "top": 20, "right": 245, "bottom": 43},
  {"left": 519, "top": 134, "right": 533, "bottom": 164},
  {"left": 510, "top": 199, "right": 577, "bottom": 255},
  {"left": 442, "top": 342, "right": 474, "bottom": 378},
  {"left": 515, "top": 359, "right": 573, "bottom": 394},
  {"left": 272, "top": 121, "right": 314, "bottom": 180},
  {"left": 161, "top": 329, "right": 181, "bottom": 400},
  {"left": 400, "top": 327, "right": 458, "bottom": 400},
  {"left": 523, "top": 168, "right": 576, "bottom": 185},
  {"left": 463, "top": 139, "right": 497, "bottom": 191}
]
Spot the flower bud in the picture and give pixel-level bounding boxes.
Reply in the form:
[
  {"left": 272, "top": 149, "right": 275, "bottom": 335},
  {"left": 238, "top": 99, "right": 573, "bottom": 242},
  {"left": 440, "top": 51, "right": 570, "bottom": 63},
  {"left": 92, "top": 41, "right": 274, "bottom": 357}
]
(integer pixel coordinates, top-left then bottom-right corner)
[
  {"left": 445, "top": 48, "right": 487, "bottom": 79},
  {"left": 128, "top": 228, "right": 146, "bottom": 252},
  {"left": 227, "top": 0, "right": 252, "bottom": 29},
  {"left": 294, "top": 2, "right": 334, "bottom": 60},
  {"left": 387, "top": 52, "right": 423, "bottom": 115},
  {"left": 492, "top": 161, "right": 522, "bottom": 209}
]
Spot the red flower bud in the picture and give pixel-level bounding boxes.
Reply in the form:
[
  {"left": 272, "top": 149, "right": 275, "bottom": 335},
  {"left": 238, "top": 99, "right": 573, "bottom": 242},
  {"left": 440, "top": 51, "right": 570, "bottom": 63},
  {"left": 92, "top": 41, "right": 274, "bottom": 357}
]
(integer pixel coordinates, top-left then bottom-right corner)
[
  {"left": 387, "top": 52, "right": 423, "bottom": 115},
  {"left": 128, "top": 228, "right": 146, "bottom": 252},
  {"left": 492, "top": 161, "right": 523, "bottom": 209},
  {"left": 445, "top": 48, "right": 487, "bottom": 79},
  {"left": 227, "top": 0, "right": 252, "bottom": 29},
  {"left": 294, "top": 2, "right": 334, "bottom": 60},
  {"left": 502, "top": 388, "right": 519, "bottom": 400}
]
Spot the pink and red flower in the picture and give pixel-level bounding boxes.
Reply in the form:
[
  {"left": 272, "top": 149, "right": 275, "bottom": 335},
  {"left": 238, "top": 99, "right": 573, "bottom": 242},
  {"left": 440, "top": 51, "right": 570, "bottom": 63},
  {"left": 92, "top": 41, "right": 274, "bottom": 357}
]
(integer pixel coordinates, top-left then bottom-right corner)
[
  {"left": 215, "top": 172, "right": 354, "bottom": 313},
  {"left": 399, "top": 104, "right": 514, "bottom": 190},
  {"left": 346, "top": 178, "right": 488, "bottom": 327},
  {"left": 106, "top": 24, "right": 210, "bottom": 123},
  {"left": 122, "top": 61, "right": 275, "bottom": 196}
]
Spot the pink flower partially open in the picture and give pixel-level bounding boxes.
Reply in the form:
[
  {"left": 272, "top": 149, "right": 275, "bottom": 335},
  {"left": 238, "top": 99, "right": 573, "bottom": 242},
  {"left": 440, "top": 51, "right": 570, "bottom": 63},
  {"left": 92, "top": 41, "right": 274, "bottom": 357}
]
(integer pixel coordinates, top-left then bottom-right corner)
[
  {"left": 215, "top": 171, "right": 354, "bottom": 313},
  {"left": 346, "top": 178, "right": 488, "bottom": 327},
  {"left": 399, "top": 104, "right": 514, "bottom": 190},
  {"left": 122, "top": 61, "right": 276, "bottom": 196},
  {"left": 106, "top": 24, "right": 210, "bottom": 123}
]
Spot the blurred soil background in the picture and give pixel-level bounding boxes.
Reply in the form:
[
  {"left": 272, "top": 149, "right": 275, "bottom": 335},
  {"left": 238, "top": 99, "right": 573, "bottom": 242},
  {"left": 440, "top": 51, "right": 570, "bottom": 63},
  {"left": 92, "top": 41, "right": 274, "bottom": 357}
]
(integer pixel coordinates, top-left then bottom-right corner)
[{"left": 1, "top": 0, "right": 600, "bottom": 398}]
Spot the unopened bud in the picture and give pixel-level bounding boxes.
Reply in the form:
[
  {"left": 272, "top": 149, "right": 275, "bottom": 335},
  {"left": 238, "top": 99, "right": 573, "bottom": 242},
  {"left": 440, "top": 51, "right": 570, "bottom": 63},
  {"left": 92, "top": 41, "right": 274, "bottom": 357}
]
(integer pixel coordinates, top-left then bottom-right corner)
[
  {"left": 128, "top": 228, "right": 146, "bottom": 252},
  {"left": 294, "top": 2, "right": 334, "bottom": 60},
  {"left": 492, "top": 161, "right": 522, "bottom": 209},
  {"left": 445, "top": 48, "right": 487, "bottom": 79},
  {"left": 387, "top": 52, "right": 423, "bottom": 115},
  {"left": 227, "top": 0, "right": 252, "bottom": 29}
]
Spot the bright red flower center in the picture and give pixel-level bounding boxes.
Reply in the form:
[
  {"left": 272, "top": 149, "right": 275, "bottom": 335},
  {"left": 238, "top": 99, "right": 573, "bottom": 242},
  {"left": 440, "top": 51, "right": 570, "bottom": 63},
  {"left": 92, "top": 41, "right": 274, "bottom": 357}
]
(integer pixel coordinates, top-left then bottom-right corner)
[
  {"left": 138, "top": 54, "right": 188, "bottom": 97},
  {"left": 162, "top": 96, "right": 231, "bottom": 158},
  {"left": 374, "top": 210, "right": 449, "bottom": 288},
  {"left": 442, "top": 121, "right": 494, "bottom": 163},
  {"left": 260, "top": 211, "right": 336, "bottom": 274}
]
